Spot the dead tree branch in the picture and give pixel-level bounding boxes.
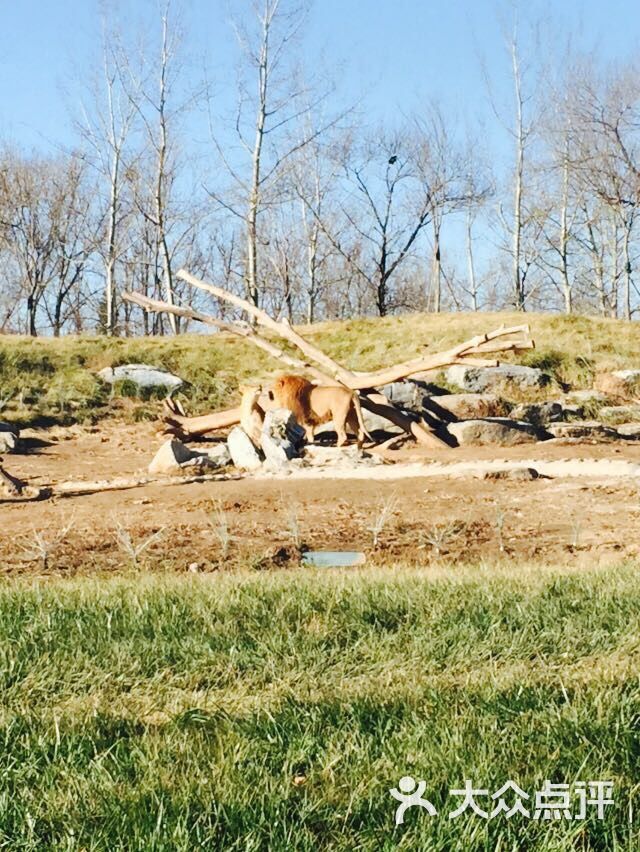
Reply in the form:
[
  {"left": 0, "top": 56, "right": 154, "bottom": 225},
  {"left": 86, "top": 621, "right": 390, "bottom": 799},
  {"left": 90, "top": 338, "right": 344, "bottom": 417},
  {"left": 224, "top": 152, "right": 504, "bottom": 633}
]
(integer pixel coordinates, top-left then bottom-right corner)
[{"left": 123, "top": 271, "right": 535, "bottom": 447}]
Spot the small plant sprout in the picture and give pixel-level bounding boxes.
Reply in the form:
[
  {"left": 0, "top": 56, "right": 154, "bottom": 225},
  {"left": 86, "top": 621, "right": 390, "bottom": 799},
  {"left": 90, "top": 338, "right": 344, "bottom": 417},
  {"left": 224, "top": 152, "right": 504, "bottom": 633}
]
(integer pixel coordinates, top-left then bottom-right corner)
[
  {"left": 206, "top": 501, "right": 233, "bottom": 559},
  {"left": 367, "top": 494, "right": 400, "bottom": 549},
  {"left": 285, "top": 502, "right": 302, "bottom": 549},
  {"left": 494, "top": 508, "right": 507, "bottom": 553},
  {"left": 17, "top": 514, "right": 76, "bottom": 570},
  {"left": 421, "top": 522, "right": 464, "bottom": 558},
  {"left": 570, "top": 517, "right": 583, "bottom": 549},
  {"left": 113, "top": 519, "right": 165, "bottom": 569}
]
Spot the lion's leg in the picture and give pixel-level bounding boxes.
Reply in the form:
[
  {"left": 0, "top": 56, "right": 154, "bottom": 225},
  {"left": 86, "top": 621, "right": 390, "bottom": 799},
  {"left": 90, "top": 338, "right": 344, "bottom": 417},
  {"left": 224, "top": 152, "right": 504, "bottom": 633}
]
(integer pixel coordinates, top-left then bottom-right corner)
[
  {"left": 347, "top": 409, "right": 363, "bottom": 449},
  {"left": 334, "top": 410, "right": 349, "bottom": 447},
  {"left": 305, "top": 424, "right": 315, "bottom": 444}
]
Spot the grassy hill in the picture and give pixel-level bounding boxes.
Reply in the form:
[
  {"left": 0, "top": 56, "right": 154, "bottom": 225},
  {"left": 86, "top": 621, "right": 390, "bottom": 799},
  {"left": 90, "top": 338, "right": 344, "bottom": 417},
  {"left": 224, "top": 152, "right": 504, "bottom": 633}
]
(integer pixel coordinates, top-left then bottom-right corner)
[{"left": 1, "top": 310, "right": 639, "bottom": 426}]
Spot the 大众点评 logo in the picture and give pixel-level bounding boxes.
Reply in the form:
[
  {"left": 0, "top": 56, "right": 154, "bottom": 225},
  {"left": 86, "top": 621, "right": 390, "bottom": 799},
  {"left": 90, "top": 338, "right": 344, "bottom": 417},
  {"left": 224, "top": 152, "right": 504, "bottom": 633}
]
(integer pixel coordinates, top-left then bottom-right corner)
[{"left": 389, "top": 777, "right": 614, "bottom": 825}]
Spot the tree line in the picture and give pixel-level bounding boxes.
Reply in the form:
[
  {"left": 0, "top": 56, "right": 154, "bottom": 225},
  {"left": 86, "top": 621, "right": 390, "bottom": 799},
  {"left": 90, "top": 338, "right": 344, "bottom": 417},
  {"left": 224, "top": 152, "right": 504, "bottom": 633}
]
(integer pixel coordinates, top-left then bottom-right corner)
[{"left": 1, "top": 1, "right": 639, "bottom": 336}]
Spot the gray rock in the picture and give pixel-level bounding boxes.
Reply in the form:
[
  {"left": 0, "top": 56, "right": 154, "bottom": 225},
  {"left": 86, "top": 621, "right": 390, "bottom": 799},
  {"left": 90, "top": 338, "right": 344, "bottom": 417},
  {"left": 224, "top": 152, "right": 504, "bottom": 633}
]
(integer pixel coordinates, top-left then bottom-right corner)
[
  {"left": 447, "top": 418, "right": 541, "bottom": 447},
  {"left": 304, "top": 444, "right": 383, "bottom": 467},
  {"left": 260, "top": 408, "right": 305, "bottom": 468},
  {"left": 613, "top": 369, "right": 640, "bottom": 383},
  {"left": 428, "top": 393, "right": 505, "bottom": 420},
  {"left": 484, "top": 467, "right": 540, "bottom": 481},
  {"left": 98, "top": 363, "right": 184, "bottom": 391},
  {"left": 616, "top": 423, "right": 640, "bottom": 438},
  {"left": 563, "top": 406, "right": 584, "bottom": 419},
  {"left": 204, "top": 443, "right": 232, "bottom": 467},
  {"left": 227, "top": 426, "right": 263, "bottom": 471},
  {"left": 149, "top": 439, "right": 226, "bottom": 474},
  {"left": 546, "top": 421, "right": 618, "bottom": 440},
  {"left": 510, "top": 401, "right": 564, "bottom": 426},
  {"left": 445, "top": 364, "right": 549, "bottom": 393},
  {"left": 361, "top": 410, "right": 404, "bottom": 435},
  {"left": 595, "top": 371, "right": 640, "bottom": 398},
  {"left": 599, "top": 405, "right": 640, "bottom": 423},
  {"left": 565, "top": 389, "right": 608, "bottom": 404},
  {"left": 378, "top": 380, "right": 430, "bottom": 410},
  {"left": 0, "top": 422, "right": 18, "bottom": 453}
]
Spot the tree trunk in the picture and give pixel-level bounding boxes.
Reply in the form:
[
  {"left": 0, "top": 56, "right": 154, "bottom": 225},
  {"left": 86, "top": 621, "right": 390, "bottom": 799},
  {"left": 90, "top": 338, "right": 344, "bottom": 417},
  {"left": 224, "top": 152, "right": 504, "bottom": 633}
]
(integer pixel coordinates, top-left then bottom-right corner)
[
  {"left": 246, "top": 19, "right": 269, "bottom": 309},
  {"left": 156, "top": 10, "right": 177, "bottom": 335},
  {"left": 105, "top": 152, "right": 120, "bottom": 337},
  {"left": 623, "top": 219, "right": 633, "bottom": 321},
  {"left": 559, "top": 142, "right": 572, "bottom": 314},
  {"left": 431, "top": 217, "right": 442, "bottom": 313},
  {"left": 53, "top": 292, "right": 64, "bottom": 337},
  {"left": 27, "top": 293, "right": 37, "bottom": 337},
  {"left": 511, "top": 37, "right": 525, "bottom": 311},
  {"left": 466, "top": 208, "right": 478, "bottom": 311},
  {"left": 306, "top": 222, "right": 318, "bottom": 324}
]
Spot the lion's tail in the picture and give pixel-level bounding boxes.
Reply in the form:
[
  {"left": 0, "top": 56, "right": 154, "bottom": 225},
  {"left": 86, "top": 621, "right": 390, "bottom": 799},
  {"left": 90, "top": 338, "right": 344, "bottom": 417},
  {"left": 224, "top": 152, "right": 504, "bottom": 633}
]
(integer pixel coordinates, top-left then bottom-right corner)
[{"left": 352, "top": 390, "right": 372, "bottom": 446}]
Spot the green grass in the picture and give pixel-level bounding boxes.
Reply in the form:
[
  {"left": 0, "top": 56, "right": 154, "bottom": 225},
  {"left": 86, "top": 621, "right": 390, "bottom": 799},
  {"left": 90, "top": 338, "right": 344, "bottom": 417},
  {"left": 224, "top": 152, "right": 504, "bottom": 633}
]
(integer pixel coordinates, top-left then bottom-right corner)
[
  {"left": 0, "top": 563, "right": 638, "bottom": 850},
  {"left": 1, "top": 311, "right": 640, "bottom": 425}
]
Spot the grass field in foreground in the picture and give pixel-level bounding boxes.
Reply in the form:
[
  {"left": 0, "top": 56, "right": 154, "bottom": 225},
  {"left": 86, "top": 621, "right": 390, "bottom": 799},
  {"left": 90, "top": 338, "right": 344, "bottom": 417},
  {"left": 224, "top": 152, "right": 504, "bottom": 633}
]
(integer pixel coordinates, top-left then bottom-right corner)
[{"left": 0, "top": 563, "right": 638, "bottom": 850}]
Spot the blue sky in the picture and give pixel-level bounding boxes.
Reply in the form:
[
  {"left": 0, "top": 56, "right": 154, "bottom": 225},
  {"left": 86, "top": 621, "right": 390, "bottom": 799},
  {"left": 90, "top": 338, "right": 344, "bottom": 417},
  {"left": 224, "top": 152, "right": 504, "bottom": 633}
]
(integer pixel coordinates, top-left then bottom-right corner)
[
  {"left": 1, "top": 0, "right": 638, "bottom": 288},
  {"left": 1, "top": 0, "right": 639, "bottom": 155}
]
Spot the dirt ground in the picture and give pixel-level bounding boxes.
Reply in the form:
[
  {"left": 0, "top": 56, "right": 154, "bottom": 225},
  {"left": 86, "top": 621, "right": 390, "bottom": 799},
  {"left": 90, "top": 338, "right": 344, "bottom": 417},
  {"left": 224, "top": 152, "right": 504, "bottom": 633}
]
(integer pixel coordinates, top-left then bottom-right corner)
[{"left": 2, "top": 422, "right": 640, "bottom": 573}]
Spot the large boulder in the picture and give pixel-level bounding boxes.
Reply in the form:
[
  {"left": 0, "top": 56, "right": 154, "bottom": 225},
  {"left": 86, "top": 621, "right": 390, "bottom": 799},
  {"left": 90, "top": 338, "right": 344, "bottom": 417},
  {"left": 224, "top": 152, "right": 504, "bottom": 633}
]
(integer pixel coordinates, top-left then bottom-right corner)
[
  {"left": 204, "top": 443, "right": 232, "bottom": 467},
  {"left": 361, "top": 409, "right": 405, "bottom": 435},
  {"left": 599, "top": 404, "right": 640, "bottom": 424},
  {"left": 510, "top": 401, "right": 564, "bottom": 426},
  {"left": 304, "top": 444, "right": 383, "bottom": 468},
  {"left": 546, "top": 421, "right": 618, "bottom": 440},
  {"left": 445, "top": 364, "right": 549, "bottom": 393},
  {"left": 261, "top": 409, "right": 305, "bottom": 468},
  {"left": 447, "top": 418, "right": 541, "bottom": 447},
  {"left": 148, "top": 439, "right": 229, "bottom": 474},
  {"left": 565, "top": 389, "right": 608, "bottom": 404},
  {"left": 594, "top": 370, "right": 640, "bottom": 399},
  {"left": 426, "top": 393, "right": 505, "bottom": 420},
  {"left": 377, "top": 379, "right": 431, "bottom": 411},
  {"left": 98, "top": 364, "right": 184, "bottom": 391},
  {"left": 227, "top": 426, "right": 263, "bottom": 471},
  {"left": 0, "top": 422, "right": 18, "bottom": 453},
  {"left": 617, "top": 423, "right": 640, "bottom": 438}
]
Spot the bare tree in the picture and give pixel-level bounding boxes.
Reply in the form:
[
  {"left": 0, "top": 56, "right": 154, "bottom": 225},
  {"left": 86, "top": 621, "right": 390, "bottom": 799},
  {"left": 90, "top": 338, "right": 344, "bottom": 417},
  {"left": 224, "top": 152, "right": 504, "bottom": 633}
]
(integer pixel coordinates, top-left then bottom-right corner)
[
  {"left": 414, "top": 111, "right": 491, "bottom": 312},
  {"left": 77, "top": 22, "right": 140, "bottom": 335},
  {"left": 0, "top": 150, "right": 96, "bottom": 336},
  {"left": 290, "top": 129, "right": 337, "bottom": 323},
  {"left": 44, "top": 156, "right": 97, "bottom": 336},
  {"left": 208, "top": 0, "right": 345, "bottom": 311},
  {"left": 124, "top": 1, "right": 197, "bottom": 334},
  {"left": 570, "top": 62, "right": 640, "bottom": 318}
]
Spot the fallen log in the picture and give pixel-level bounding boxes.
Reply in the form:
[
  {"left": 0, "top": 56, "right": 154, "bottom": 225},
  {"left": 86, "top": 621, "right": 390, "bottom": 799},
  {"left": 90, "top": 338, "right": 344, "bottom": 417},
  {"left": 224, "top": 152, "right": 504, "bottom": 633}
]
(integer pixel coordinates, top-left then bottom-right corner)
[
  {"left": 0, "top": 461, "right": 48, "bottom": 502},
  {"left": 162, "top": 399, "right": 242, "bottom": 439},
  {"left": 177, "top": 269, "right": 357, "bottom": 387},
  {"left": 359, "top": 394, "right": 450, "bottom": 449},
  {"left": 123, "top": 292, "right": 332, "bottom": 385},
  {"left": 1, "top": 458, "right": 242, "bottom": 503},
  {"left": 124, "top": 283, "right": 534, "bottom": 391},
  {"left": 173, "top": 271, "right": 534, "bottom": 388},
  {"left": 161, "top": 392, "right": 450, "bottom": 448},
  {"left": 348, "top": 327, "right": 534, "bottom": 388},
  {"left": 51, "top": 471, "right": 241, "bottom": 498}
]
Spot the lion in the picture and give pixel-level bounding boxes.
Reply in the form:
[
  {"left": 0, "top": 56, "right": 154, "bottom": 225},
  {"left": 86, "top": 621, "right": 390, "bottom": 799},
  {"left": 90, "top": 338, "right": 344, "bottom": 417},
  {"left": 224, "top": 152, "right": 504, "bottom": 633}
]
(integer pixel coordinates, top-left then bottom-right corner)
[{"left": 269, "top": 374, "right": 370, "bottom": 448}]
